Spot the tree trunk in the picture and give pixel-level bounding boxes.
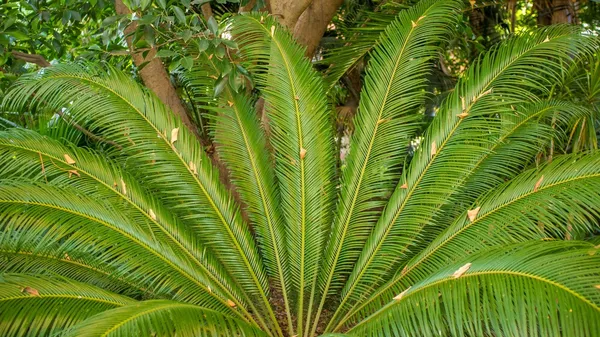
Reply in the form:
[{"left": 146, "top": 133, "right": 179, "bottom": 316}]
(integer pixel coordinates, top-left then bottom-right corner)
[
  {"left": 292, "top": 0, "right": 344, "bottom": 57},
  {"left": 536, "top": 0, "right": 577, "bottom": 25},
  {"left": 114, "top": 0, "right": 199, "bottom": 138},
  {"left": 268, "top": 0, "right": 313, "bottom": 29}
]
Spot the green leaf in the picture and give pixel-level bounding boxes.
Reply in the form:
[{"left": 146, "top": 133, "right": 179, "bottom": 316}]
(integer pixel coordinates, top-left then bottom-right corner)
[
  {"left": 155, "top": 49, "right": 178, "bottom": 58},
  {"left": 207, "top": 16, "right": 218, "bottom": 34},
  {"left": 173, "top": 6, "right": 186, "bottom": 24},
  {"left": 181, "top": 56, "right": 193, "bottom": 70}
]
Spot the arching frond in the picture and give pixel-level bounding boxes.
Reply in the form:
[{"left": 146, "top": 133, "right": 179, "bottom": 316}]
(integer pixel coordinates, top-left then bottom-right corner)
[
  {"left": 0, "top": 129, "right": 244, "bottom": 308},
  {"left": 1, "top": 63, "right": 274, "bottom": 332},
  {"left": 0, "top": 274, "right": 135, "bottom": 337},
  {"left": 314, "top": 0, "right": 462, "bottom": 334},
  {"left": 328, "top": 25, "right": 596, "bottom": 330},
  {"left": 0, "top": 181, "right": 245, "bottom": 319},
  {"left": 342, "top": 152, "right": 600, "bottom": 325},
  {"left": 61, "top": 300, "right": 267, "bottom": 337},
  {"left": 349, "top": 241, "right": 600, "bottom": 337},
  {"left": 211, "top": 88, "right": 293, "bottom": 332},
  {"left": 231, "top": 14, "right": 336, "bottom": 335}
]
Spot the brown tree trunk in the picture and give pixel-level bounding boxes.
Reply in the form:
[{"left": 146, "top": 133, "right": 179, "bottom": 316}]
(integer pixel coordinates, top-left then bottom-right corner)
[
  {"left": 114, "top": 0, "right": 199, "bottom": 138},
  {"left": 292, "top": 0, "right": 344, "bottom": 57},
  {"left": 536, "top": 0, "right": 577, "bottom": 25},
  {"left": 268, "top": 0, "right": 313, "bottom": 29}
]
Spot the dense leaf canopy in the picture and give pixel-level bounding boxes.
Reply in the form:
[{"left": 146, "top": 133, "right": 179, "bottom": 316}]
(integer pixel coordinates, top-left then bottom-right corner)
[{"left": 0, "top": 0, "right": 600, "bottom": 336}]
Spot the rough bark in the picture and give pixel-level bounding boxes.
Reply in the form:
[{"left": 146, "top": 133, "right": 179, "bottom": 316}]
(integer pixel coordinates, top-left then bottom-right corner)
[
  {"left": 11, "top": 51, "right": 51, "bottom": 67},
  {"left": 536, "top": 0, "right": 577, "bottom": 25},
  {"left": 292, "top": 0, "right": 344, "bottom": 57},
  {"left": 268, "top": 0, "right": 313, "bottom": 29},
  {"left": 114, "top": 0, "right": 198, "bottom": 138}
]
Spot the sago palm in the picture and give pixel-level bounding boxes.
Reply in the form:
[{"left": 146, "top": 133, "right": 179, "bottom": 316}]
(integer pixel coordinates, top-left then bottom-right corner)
[{"left": 1, "top": 0, "right": 600, "bottom": 336}]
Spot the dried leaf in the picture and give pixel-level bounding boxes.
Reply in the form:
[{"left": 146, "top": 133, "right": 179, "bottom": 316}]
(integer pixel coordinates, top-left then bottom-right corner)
[
  {"left": 120, "top": 178, "right": 127, "bottom": 195},
  {"left": 209, "top": 75, "right": 218, "bottom": 80},
  {"left": 294, "top": 96, "right": 300, "bottom": 100},
  {"left": 227, "top": 299, "right": 236, "bottom": 307},
  {"left": 401, "top": 265, "right": 408, "bottom": 275},
  {"left": 544, "top": 36, "right": 550, "bottom": 43},
  {"left": 22, "top": 286, "right": 40, "bottom": 297},
  {"left": 595, "top": 285, "right": 600, "bottom": 290},
  {"left": 400, "top": 183, "right": 408, "bottom": 189},
  {"left": 411, "top": 20, "right": 417, "bottom": 28},
  {"left": 149, "top": 209, "right": 157, "bottom": 221},
  {"left": 227, "top": 101, "right": 234, "bottom": 107},
  {"left": 64, "top": 154, "right": 76, "bottom": 165},
  {"left": 418, "top": 15, "right": 426, "bottom": 21},
  {"left": 270, "top": 25, "right": 275, "bottom": 36},
  {"left": 208, "top": 54, "right": 214, "bottom": 60},
  {"left": 453, "top": 263, "right": 472, "bottom": 278},
  {"left": 189, "top": 161, "right": 197, "bottom": 175},
  {"left": 467, "top": 207, "right": 480, "bottom": 222},
  {"left": 64, "top": 253, "right": 71, "bottom": 261},
  {"left": 171, "top": 128, "right": 179, "bottom": 145},
  {"left": 300, "top": 148, "right": 307, "bottom": 159},
  {"left": 393, "top": 286, "right": 411, "bottom": 301},
  {"left": 430, "top": 141, "right": 437, "bottom": 156},
  {"left": 461, "top": 96, "right": 466, "bottom": 110},
  {"left": 469, "top": 0, "right": 476, "bottom": 7},
  {"left": 207, "top": 285, "right": 212, "bottom": 293},
  {"left": 457, "top": 112, "right": 469, "bottom": 119},
  {"left": 67, "top": 170, "right": 80, "bottom": 178},
  {"left": 534, "top": 175, "right": 544, "bottom": 192}
]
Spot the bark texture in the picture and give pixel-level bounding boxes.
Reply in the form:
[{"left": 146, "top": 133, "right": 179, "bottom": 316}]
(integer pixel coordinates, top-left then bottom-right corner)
[
  {"left": 114, "top": 0, "right": 198, "bottom": 137},
  {"left": 292, "top": 0, "right": 344, "bottom": 57},
  {"left": 536, "top": 0, "right": 578, "bottom": 25}
]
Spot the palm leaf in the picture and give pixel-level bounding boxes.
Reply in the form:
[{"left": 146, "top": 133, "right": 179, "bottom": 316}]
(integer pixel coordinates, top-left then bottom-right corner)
[
  {"left": 314, "top": 0, "right": 462, "bottom": 333},
  {"left": 328, "top": 25, "right": 596, "bottom": 330},
  {"left": 211, "top": 88, "right": 293, "bottom": 333},
  {"left": 1, "top": 63, "right": 275, "bottom": 332},
  {"left": 342, "top": 152, "right": 600, "bottom": 325},
  {"left": 231, "top": 14, "right": 336, "bottom": 335},
  {"left": 0, "top": 274, "right": 135, "bottom": 337},
  {"left": 0, "top": 181, "right": 246, "bottom": 319},
  {"left": 62, "top": 300, "right": 267, "bottom": 337},
  {"left": 0, "top": 129, "right": 245, "bottom": 308},
  {"left": 349, "top": 241, "right": 600, "bottom": 337}
]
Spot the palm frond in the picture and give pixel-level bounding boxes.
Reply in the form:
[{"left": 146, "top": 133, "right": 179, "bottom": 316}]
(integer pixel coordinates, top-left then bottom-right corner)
[
  {"left": 211, "top": 88, "right": 293, "bottom": 332},
  {"left": 315, "top": 0, "right": 462, "bottom": 333},
  {"left": 0, "top": 181, "right": 246, "bottom": 319},
  {"left": 0, "top": 273, "right": 135, "bottom": 337},
  {"left": 349, "top": 241, "right": 600, "bottom": 337},
  {"left": 231, "top": 14, "right": 336, "bottom": 335},
  {"left": 328, "top": 25, "right": 596, "bottom": 330},
  {"left": 62, "top": 300, "right": 267, "bottom": 337},
  {"left": 1, "top": 63, "right": 274, "bottom": 332},
  {"left": 343, "top": 152, "right": 600, "bottom": 325},
  {"left": 0, "top": 129, "right": 245, "bottom": 308}
]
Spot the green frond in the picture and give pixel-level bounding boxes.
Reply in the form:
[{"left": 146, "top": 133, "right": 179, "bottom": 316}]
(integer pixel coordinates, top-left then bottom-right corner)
[
  {"left": 0, "top": 250, "right": 143, "bottom": 297},
  {"left": 61, "top": 300, "right": 267, "bottom": 337},
  {"left": 349, "top": 241, "right": 600, "bottom": 337},
  {"left": 0, "top": 129, "right": 245, "bottom": 309},
  {"left": 0, "top": 273, "right": 135, "bottom": 337},
  {"left": 231, "top": 14, "right": 336, "bottom": 334},
  {"left": 1, "top": 63, "right": 274, "bottom": 331},
  {"left": 211, "top": 88, "right": 293, "bottom": 332},
  {"left": 328, "top": 25, "right": 596, "bottom": 330},
  {"left": 0, "top": 181, "right": 245, "bottom": 319},
  {"left": 315, "top": 0, "right": 462, "bottom": 333},
  {"left": 345, "top": 152, "right": 600, "bottom": 325},
  {"left": 320, "top": 11, "right": 396, "bottom": 90}
]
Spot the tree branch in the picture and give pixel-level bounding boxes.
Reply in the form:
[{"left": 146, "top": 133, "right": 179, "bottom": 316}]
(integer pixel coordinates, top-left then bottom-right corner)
[{"left": 11, "top": 51, "right": 51, "bottom": 67}]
